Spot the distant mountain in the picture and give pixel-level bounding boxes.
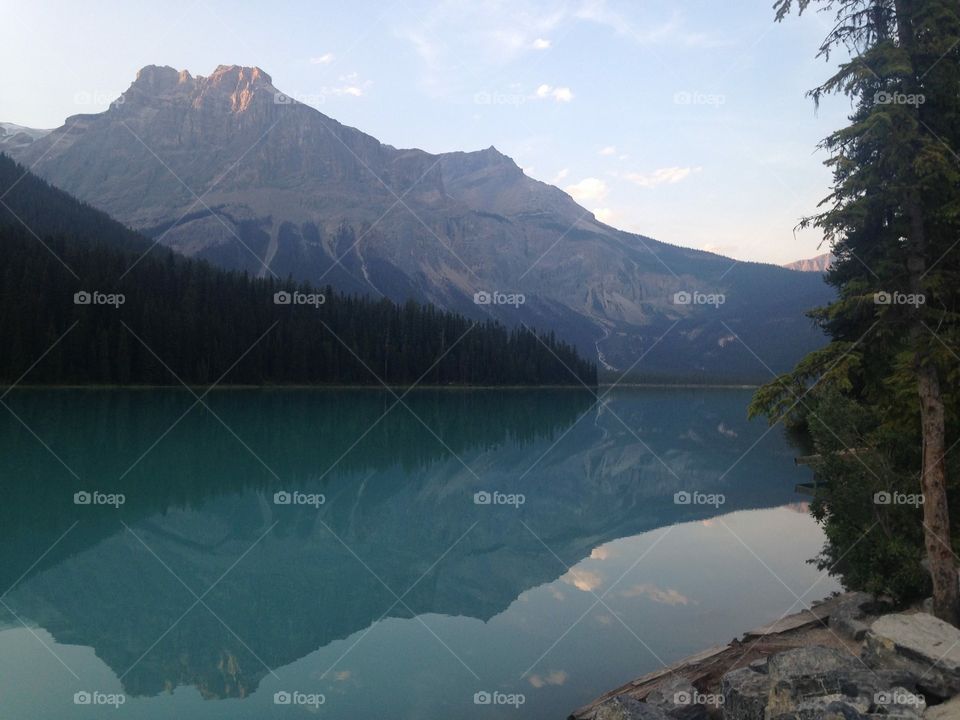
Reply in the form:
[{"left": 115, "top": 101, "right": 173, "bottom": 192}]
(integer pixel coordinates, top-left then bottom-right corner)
[
  {"left": 0, "top": 153, "right": 595, "bottom": 386},
  {"left": 784, "top": 252, "right": 833, "bottom": 273},
  {"left": 0, "top": 122, "right": 50, "bottom": 151},
  {"left": 5, "top": 64, "right": 834, "bottom": 381}
]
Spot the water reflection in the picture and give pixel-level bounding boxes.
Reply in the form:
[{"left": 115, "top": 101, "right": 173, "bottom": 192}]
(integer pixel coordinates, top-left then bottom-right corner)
[{"left": 0, "top": 388, "right": 833, "bottom": 719}]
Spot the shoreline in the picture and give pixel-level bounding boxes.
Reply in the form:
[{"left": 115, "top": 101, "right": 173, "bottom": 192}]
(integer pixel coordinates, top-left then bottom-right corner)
[
  {"left": 0, "top": 383, "right": 758, "bottom": 391},
  {"left": 569, "top": 593, "right": 854, "bottom": 719}
]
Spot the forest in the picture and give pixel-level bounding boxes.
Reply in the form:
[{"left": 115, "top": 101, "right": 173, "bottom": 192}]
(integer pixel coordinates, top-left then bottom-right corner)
[{"left": 0, "top": 154, "right": 597, "bottom": 387}]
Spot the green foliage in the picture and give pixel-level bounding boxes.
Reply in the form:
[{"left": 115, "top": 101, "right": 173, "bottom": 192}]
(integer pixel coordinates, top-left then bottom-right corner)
[{"left": 754, "top": 0, "right": 960, "bottom": 602}]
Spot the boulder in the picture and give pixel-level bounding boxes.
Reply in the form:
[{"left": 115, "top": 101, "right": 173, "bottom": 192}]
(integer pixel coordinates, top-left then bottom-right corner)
[
  {"left": 645, "top": 675, "right": 709, "bottom": 720},
  {"left": 592, "top": 695, "right": 672, "bottom": 720},
  {"left": 829, "top": 592, "right": 892, "bottom": 642},
  {"left": 722, "top": 667, "right": 772, "bottom": 720},
  {"left": 721, "top": 645, "right": 923, "bottom": 720},
  {"left": 863, "top": 613, "right": 960, "bottom": 698}
]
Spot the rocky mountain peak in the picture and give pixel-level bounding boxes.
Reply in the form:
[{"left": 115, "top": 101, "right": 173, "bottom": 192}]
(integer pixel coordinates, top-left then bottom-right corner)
[
  {"left": 132, "top": 65, "right": 190, "bottom": 91},
  {"left": 208, "top": 64, "right": 272, "bottom": 86}
]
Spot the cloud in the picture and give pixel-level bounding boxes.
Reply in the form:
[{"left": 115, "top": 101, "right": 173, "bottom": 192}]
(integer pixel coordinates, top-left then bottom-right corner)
[
  {"left": 394, "top": 3, "right": 566, "bottom": 94},
  {"left": 534, "top": 83, "right": 574, "bottom": 102},
  {"left": 565, "top": 177, "right": 608, "bottom": 203},
  {"left": 622, "top": 583, "right": 691, "bottom": 606},
  {"left": 590, "top": 545, "right": 613, "bottom": 560},
  {"left": 599, "top": 146, "right": 616, "bottom": 156},
  {"left": 575, "top": 1, "right": 728, "bottom": 48},
  {"left": 626, "top": 166, "right": 701, "bottom": 188},
  {"left": 326, "top": 72, "right": 371, "bottom": 98},
  {"left": 528, "top": 670, "right": 568, "bottom": 688},
  {"left": 551, "top": 168, "right": 569, "bottom": 183},
  {"left": 561, "top": 568, "right": 603, "bottom": 592},
  {"left": 310, "top": 53, "right": 335, "bottom": 65},
  {"left": 593, "top": 208, "right": 615, "bottom": 223}
]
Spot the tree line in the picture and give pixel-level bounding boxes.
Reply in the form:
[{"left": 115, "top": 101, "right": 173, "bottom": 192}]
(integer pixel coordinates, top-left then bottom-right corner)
[{"left": 0, "top": 154, "right": 597, "bottom": 387}]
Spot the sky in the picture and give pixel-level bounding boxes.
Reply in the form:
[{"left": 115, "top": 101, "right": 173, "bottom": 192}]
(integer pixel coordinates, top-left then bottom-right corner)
[{"left": 0, "top": 0, "right": 853, "bottom": 265}]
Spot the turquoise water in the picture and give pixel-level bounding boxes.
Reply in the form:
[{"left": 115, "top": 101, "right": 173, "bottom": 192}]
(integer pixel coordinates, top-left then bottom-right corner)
[{"left": 0, "top": 388, "right": 837, "bottom": 719}]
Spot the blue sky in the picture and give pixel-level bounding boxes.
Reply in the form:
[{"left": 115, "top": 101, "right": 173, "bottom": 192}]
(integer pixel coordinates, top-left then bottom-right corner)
[{"left": 1, "top": 0, "right": 851, "bottom": 264}]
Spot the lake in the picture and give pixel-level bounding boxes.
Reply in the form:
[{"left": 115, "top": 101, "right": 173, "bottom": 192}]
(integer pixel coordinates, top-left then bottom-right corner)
[{"left": 0, "top": 388, "right": 837, "bottom": 719}]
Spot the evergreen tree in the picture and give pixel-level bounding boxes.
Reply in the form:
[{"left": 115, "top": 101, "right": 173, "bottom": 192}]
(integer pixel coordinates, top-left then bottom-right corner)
[{"left": 752, "top": 0, "right": 960, "bottom": 623}]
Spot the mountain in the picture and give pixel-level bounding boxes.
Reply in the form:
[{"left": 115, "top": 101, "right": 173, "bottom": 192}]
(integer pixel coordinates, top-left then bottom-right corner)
[
  {"left": 5, "top": 64, "right": 834, "bottom": 381},
  {"left": 0, "top": 122, "right": 50, "bottom": 151},
  {"left": 0, "top": 153, "right": 596, "bottom": 386},
  {"left": 784, "top": 252, "right": 833, "bottom": 273}
]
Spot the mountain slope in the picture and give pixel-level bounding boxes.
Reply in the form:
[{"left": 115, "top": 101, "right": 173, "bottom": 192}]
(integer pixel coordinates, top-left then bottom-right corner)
[
  {"left": 7, "top": 64, "right": 833, "bottom": 381},
  {"left": 784, "top": 252, "right": 833, "bottom": 272},
  {"left": 0, "top": 153, "right": 595, "bottom": 386}
]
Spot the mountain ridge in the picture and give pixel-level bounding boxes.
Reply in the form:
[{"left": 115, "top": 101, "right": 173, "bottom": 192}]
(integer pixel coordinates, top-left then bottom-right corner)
[{"left": 4, "top": 64, "right": 833, "bottom": 380}]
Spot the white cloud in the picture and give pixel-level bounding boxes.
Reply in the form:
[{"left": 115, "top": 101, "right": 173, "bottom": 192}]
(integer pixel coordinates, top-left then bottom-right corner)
[
  {"left": 326, "top": 72, "right": 371, "bottom": 98},
  {"left": 534, "top": 84, "right": 574, "bottom": 102},
  {"left": 621, "top": 583, "right": 691, "bottom": 606},
  {"left": 626, "top": 166, "right": 701, "bottom": 188},
  {"left": 599, "top": 145, "right": 616, "bottom": 156},
  {"left": 565, "top": 177, "right": 608, "bottom": 203},
  {"left": 394, "top": 4, "right": 566, "bottom": 94},
  {"left": 310, "top": 53, "right": 335, "bottom": 65},
  {"left": 551, "top": 168, "right": 569, "bottom": 183},
  {"left": 528, "top": 670, "right": 568, "bottom": 688},
  {"left": 593, "top": 207, "right": 615, "bottom": 223},
  {"left": 575, "top": 1, "right": 728, "bottom": 48}
]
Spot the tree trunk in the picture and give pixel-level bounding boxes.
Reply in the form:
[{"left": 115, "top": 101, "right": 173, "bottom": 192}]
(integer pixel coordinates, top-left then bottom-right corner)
[{"left": 918, "top": 358, "right": 960, "bottom": 625}]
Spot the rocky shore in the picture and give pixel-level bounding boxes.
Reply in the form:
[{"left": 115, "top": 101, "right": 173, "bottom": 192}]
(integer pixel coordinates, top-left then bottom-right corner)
[{"left": 570, "top": 593, "right": 960, "bottom": 720}]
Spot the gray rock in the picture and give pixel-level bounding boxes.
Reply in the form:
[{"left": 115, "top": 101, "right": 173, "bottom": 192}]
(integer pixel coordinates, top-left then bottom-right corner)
[
  {"left": 593, "top": 695, "right": 672, "bottom": 720},
  {"left": 722, "top": 667, "right": 772, "bottom": 720},
  {"left": 925, "top": 694, "right": 960, "bottom": 720},
  {"left": 829, "top": 592, "right": 887, "bottom": 641},
  {"left": 863, "top": 613, "right": 960, "bottom": 699},
  {"left": 724, "top": 645, "right": 922, "bottom": 720},
  {"left": 770, "top": 698, "right": 869, "bottom": 720},
  {"left": 645, "top": 675, "right": 709, "bottom": 720},
  {"left": 767, "top": 647, "right": 858, "bottom": 680}
]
